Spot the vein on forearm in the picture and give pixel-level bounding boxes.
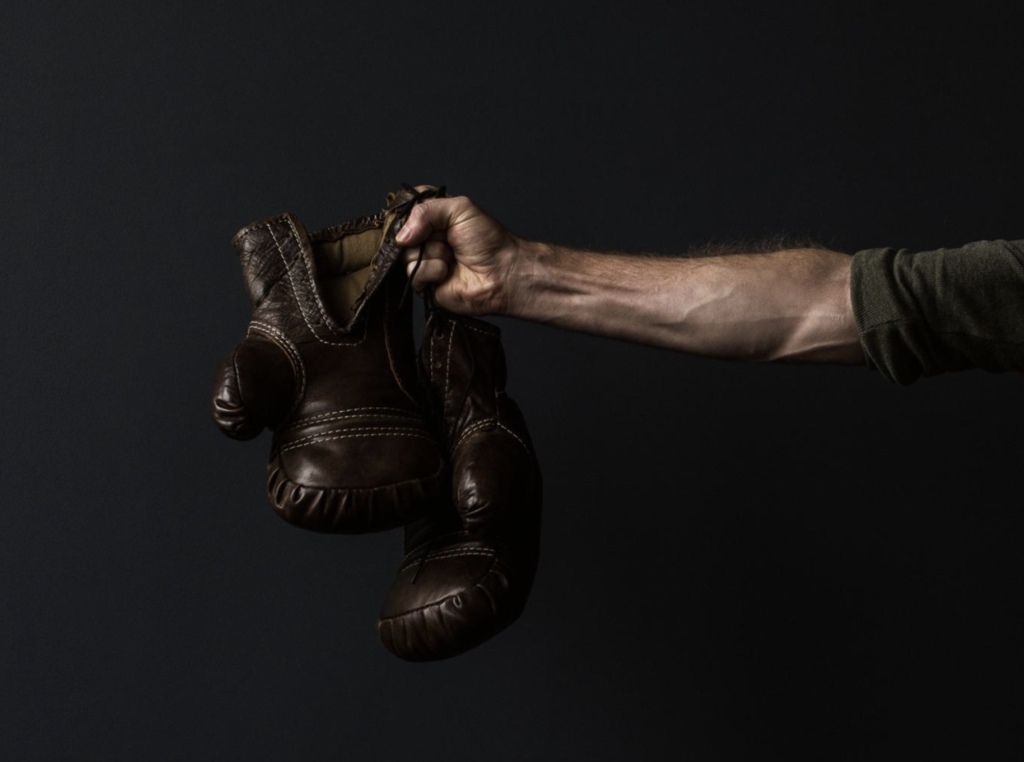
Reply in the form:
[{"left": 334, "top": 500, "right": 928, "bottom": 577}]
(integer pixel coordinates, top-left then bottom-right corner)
[{"left": 515, "top": 242, "right": 862, "bottom": 364}]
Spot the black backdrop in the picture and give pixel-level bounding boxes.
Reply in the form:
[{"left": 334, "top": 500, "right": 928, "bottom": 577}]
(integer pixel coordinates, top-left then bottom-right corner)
[{"left": 4, "top": 2, "right": 1023, "bottom": 759}]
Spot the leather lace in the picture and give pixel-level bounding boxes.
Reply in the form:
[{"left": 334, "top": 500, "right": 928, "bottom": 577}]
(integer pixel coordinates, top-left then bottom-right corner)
[{"left": 397, "top": 183, "right": 446, "bottom": 310}]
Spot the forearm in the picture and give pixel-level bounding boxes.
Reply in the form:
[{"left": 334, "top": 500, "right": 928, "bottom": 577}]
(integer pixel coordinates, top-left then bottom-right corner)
[{"left": 506, "top": 241, "right": 864, "bottom": 364}]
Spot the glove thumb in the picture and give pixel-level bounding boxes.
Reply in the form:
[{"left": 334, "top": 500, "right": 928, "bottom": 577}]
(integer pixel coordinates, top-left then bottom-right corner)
[
  {"left": 451, "top": 396, "right": 537, "bottom": 539},
  {"left": 210, "top": 333, "right": 296, "bottom": 440}
]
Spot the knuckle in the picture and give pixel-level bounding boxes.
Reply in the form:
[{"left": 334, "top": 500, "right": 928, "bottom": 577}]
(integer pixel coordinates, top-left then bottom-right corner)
[{"left": 419, "top": 199, "right": 442, "bottom": 219}]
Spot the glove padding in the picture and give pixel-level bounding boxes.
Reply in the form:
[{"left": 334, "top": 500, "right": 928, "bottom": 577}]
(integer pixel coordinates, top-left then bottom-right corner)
[
  {"left": 210, "top": 189, "right": 446, "bottom": 533},
  {"left": 378, "top": 307, "right": 542, "bottom": 660}
]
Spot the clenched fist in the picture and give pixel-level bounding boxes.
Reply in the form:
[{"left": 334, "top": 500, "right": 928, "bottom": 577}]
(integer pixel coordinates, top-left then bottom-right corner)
[{"left": 396, "top": 186, "right": 530, "bottom": 316}]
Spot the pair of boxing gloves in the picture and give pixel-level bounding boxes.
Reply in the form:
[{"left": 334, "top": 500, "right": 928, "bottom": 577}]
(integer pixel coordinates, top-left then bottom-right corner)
[{"left": 210, "top": 186, "right": 542, "bottom": 661}]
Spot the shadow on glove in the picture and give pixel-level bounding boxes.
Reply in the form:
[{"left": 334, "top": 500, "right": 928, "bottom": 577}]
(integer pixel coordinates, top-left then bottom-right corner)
[{"left": 378, "top": 305, "right": 543, "bottom": 660}]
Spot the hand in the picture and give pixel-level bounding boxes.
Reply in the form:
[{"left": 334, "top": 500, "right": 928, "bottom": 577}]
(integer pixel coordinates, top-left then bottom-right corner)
[{"left": 396, "top": 187, "right": 528, "bottom": 316}]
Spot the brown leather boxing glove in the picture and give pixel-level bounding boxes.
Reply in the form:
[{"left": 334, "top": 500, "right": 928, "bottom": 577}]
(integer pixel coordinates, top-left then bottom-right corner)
[
  {"left": 378, "top": 304, "right": 543, "bottom": 660},
  {"left": 210, "top": 188, "right": 447, "bottom": 533}
]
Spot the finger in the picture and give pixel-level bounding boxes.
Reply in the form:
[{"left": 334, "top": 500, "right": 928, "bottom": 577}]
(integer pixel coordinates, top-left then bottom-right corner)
[
  {"left": 400, "top": 232, "right": 448, "bottom": 252},
  {"left": 402, "top": 244, "right": 423, "bottom": 265},
  {"left": 423, "top": 239, "right": 455, "bottom": 265},
  {"left": 402, "top": 240, "right": 454, "bottom": 266},
  {"left": 405, "top": 258, "right": 449, "bottom": 292},
  {"left": 395, "top": 197, "right": 471, "bottom": 246}
]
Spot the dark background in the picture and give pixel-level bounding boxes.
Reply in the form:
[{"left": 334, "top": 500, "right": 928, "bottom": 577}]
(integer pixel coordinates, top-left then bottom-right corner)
[{"left": 3, "top": 1, "right": 1023, "bottom": 759}]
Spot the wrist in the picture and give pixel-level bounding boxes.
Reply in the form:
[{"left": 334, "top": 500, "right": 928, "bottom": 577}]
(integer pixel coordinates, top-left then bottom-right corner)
[{"left": 496, "top": 236, "right": 546, "bottom": 319}]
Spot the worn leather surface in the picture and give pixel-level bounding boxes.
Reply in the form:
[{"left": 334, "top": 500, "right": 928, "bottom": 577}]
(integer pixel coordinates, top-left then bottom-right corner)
[
  {"left": 378, "top": 307, "right": 543, "bottom": 660},
  {"left": 210, "top": 189, "right": 446, "bottom": 533}
]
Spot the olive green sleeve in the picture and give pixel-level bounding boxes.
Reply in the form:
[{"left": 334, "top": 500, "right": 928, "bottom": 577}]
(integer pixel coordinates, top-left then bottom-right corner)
[{"left": 850, "top": 239, "right": 1024, "bottom": 385}]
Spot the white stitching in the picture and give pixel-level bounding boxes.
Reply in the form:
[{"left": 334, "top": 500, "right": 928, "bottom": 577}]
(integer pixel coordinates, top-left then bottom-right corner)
[
  {"left": 288, "top": 413, "right": 421, "bottom": 430},
  {"left": 398, "top": 550, "right": 497, "bottom": 573},
  {"left": 285, "top": 412, "right": 419, "bottom": 430},
  {"left": 412, "top": 549, "right": 496, "bottom": 561},
  {"left": 282, "top": 424, "right": 429, "bottom": 449},
  {"left": 231, "top": 350, "right": 244, "bottom": 403},
  {"left": 280, "top": 430, "right": 436, "bottom": 453},
  {"left": 459, "top": 322, "right": 499, "bottom": 336},
  {"left": 444, "top": 319, "right": 456, "bottom": 409},
  {"left": 447, "top": 418, "right": 532, "bottom": 458},
  {"left": 287, "top": 406, "right": 417, "bottom": 428},
  {"left": 379, "top": 563, "right": 504, "bottom": 622},
  {"left": 266, "top": 223, "right": 320, "bottom": 338},
  {"left": 497, "top": 423, "right": 532, "bottom": 456},
  {"left": 401, "top": 549, "right": 497, "bottom": 566},
  {"left": 266, "top": 222, "right": 361, "bottom": 347},
  {"left": 248, "top": 320, "right": 307, "bottom": 411},
  {"left": 284, "top": 215, "right": 340, "bottom": 336},
  {"left": 429, "top": 318, "right": 437, "bottom": 385},
  {"left": 451, "top": 418, "right": 497, "bottom": 453},
  {"left": 249, "top": 321, "right": 304, "bottom": 381}
]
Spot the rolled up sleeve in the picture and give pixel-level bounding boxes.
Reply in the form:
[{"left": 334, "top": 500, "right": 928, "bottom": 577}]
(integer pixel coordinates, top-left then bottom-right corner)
[{"left": 851, "top": 240, "right": 1024, "bottom": 384}]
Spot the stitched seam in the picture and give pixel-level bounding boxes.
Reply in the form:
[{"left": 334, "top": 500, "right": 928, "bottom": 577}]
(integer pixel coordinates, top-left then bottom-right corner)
[
  {"left": 248, "top": 322, "right": 306, "bottom": 407},
  {"left": 379, "top": 557, "right": 501, "bottom": 621},
  {"left": 287, "top": 406, "right": 418, "bottom": 428},
  {"left": 285, "top": 413, "right": 419, "bottom": 430},
  {"left": 333, "top": 316, "right": 369, "bottom": 346},
  {"left": 280, "top": 431, "right": 435, "bottom": 453},
  {"left": 284, "top": 215, "right": 340, "bottom": 336},
  {"left": 270, "top": 454, "right": 444, "bottom": 492},
  {"left": 412, "top": 549, "right": 496, "bottom": 562},
  {"left": 397, "top": 548, "right": 497, "bottom": 569},
  {"left": 397, "top": 550, "right": 497, "bottom": 574},
  {"left": 266, "top": 222, "right": 327, "bottom": 342},
  {"left": 497, "top": 423, "right": 532, "bottom": 456},
  {"left": 459, "top": 322, "right": 499, "bottom": 337},
  {"left": 248, "top": 321, "right": 307, "bottom": 410},
  {"left": 233, "top": 223, "right": 263, "bottom": 242},
  {"left": 444, "top": 320, "right": 456, "bottom": 409},
  {"left": 282, "top": 425, "right": 429, "bottom": 449},
  {"left": 266, "top": 222, "right": 362, "bottom": 347},
  {"left": 451, "top": 418, "right": 498, "bottom": 454},
  {"left": 266, "top": 222, "right": 318, "bottom": 335},
  {"left": 231, "top": 349, "right": 244, "bottom": 407},
  {"left": 429, "top": 318, "right": 437, "bottom": 386}
]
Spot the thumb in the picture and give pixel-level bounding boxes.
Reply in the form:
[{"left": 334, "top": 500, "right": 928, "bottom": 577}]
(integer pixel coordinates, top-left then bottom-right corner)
[{"left": 396, "top": 197, "right": 468, "bottom": 246}]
